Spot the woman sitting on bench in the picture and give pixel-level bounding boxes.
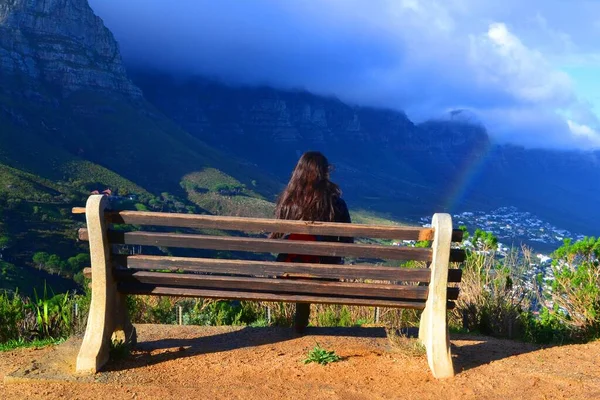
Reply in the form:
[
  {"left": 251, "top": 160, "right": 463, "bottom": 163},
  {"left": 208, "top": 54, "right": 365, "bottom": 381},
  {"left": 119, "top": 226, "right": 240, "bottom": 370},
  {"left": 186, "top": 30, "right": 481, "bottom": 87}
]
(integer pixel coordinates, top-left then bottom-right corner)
[{"left": 270, "top": 151, "right": 353, "bottom": 332}]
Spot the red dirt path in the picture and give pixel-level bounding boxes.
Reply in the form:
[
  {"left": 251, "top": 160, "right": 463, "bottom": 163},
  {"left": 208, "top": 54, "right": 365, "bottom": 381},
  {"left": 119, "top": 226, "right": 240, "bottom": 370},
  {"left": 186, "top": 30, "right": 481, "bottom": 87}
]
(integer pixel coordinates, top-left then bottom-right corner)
[{"left": 1, "top": 324, "right": 599, "bottom": 399}]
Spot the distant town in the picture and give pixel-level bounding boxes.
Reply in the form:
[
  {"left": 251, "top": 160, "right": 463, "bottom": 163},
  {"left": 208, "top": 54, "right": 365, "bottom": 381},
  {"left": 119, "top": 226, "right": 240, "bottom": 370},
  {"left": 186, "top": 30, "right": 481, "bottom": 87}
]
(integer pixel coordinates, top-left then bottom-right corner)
[
  {"left": 420, "top": 206, "right": 585, "bottom": 251},
  {"left": 416, "top": 206, "right": 586, "bottom": 311}
]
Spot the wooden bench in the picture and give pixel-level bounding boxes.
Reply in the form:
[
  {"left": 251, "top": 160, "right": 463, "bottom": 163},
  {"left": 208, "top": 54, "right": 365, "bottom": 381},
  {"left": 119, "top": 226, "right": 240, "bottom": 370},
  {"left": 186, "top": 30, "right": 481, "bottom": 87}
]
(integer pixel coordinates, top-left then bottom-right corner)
[{"left": 74, "top": 195, "right": 464, "bottom": 378}]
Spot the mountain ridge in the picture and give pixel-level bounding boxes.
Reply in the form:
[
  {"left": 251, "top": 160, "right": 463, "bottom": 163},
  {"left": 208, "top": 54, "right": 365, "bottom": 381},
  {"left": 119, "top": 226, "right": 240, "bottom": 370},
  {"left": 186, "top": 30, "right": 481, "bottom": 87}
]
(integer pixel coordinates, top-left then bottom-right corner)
[{"left": 131, "top": 71, "right": 600, "bottom": 236}]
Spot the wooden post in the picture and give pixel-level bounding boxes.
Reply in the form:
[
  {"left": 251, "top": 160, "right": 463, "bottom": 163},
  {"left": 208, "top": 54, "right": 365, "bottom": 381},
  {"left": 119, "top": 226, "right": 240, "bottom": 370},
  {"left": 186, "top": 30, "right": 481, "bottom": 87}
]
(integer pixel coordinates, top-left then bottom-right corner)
[
  {"left": 374, "top": 307, "right": 380, "bottom": 324},
  {"left": 76, "top": 195, "right": 136, "bottom": 374},
  {"left": 418, "top": 213, "right": 455, "bottom": 379}
]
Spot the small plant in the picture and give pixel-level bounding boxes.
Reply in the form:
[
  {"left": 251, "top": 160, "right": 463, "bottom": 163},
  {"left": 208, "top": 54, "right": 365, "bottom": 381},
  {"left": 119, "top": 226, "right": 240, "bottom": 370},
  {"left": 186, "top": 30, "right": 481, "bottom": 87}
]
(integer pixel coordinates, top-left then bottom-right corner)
[
  {"left": 303, "top": 343, "right": 341, "bottom": 365},
  {"left": 354, "top": 318, "right": 369, "bottom": 327}
]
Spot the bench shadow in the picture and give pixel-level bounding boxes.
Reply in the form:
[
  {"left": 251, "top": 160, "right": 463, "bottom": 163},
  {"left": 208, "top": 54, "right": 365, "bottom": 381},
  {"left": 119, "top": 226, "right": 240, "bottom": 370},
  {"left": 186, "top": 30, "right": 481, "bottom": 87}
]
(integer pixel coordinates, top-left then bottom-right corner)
[
  {"left": 388, "top": 329, "right": 557, "bottom": 374},
  {"left": 104, "top": 326, "right": 387, "bottom": 373},
  {"left": 450, "top": 334, "right": 553, "bottom": 373}
]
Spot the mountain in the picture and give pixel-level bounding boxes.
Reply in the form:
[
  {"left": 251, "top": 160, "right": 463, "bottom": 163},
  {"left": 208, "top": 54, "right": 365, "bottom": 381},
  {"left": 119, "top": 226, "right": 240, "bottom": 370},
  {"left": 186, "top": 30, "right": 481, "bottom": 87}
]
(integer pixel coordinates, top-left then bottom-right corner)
[
  {"left": 131, "top": 72, "right": 600, "bottom": 236},
  {"left": 0, "top": 0, "right": 283, "bottom": 293},
  {"left": 130, "top": 73, "right": 486, "bottom": 218},
  {"left": 0, "top": 0, "right": 141, "bottom": 97},
  {"left": 0, "top": 0, "right": 283, "bottom": 194}
]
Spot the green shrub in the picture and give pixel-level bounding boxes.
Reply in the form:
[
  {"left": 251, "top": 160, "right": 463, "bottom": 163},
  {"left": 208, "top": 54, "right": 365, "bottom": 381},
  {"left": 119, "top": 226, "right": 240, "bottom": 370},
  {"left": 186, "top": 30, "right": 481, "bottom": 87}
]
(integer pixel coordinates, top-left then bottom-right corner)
[
  {"left": 544, "top": 237, "right": 600, "bottom": 340},
  {"left": 249, "top": 318, "right": 269, "bottom": 327},
  {"left": 521, "top": 308, "right": 569, "bottom": 344},
  {"left": 134, "top": 203, "right": 148, "bottom": 211},
  {"left": 269, "top": 302, "right": 295, "bottom": 327},
  {"left": 316, "top": 309, "right": 338, "bottom": 327},
  {"left": 66, "top": 253, "right": 90, "bottom": 274},
  {"left": 452, "top": 231, "right": 532, "bottom": 339},
  {"left": 0, "top": 290, "right": 24, "bottom": 342},
  {"left": 29, "top": 285, "right": 73, "bottom": 339},
  {"left": 0, "top": 284, "right": 88, "bottom": 346},
  {"left": 193, "top": 300, "right": 261, "bottom": 326},
  {"left": 127, "top": 297, "right": 265, "bottom": 326},
  {"left": 0, "top": 337, "right": 65, "bottom": 352},
  {"left": 127, "top": 295, "right": 176, "bottom": 324},
  {"left": 315, "top": 306, "right": 353, "bottom": 327}
]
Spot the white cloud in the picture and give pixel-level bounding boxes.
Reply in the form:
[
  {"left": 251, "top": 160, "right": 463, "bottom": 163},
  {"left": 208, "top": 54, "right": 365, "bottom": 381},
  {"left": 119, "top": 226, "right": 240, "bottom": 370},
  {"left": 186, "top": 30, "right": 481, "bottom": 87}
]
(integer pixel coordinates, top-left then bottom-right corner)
[
  {"left": 568, "top": 120, "right": 600, "bottom": 144},
  {"left": 469, "top": 23, "right": 574, "bottom": 105}
]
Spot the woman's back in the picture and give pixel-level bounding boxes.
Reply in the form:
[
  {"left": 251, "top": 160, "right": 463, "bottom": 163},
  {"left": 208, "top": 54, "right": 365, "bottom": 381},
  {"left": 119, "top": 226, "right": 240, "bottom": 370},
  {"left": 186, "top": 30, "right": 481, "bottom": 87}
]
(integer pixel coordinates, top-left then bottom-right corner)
[
  {"left": 272, "top": 151, "right": 352, "bottom": 332},
  {"left": 272, "top": 152, "right": 353, "bottom": 263}
]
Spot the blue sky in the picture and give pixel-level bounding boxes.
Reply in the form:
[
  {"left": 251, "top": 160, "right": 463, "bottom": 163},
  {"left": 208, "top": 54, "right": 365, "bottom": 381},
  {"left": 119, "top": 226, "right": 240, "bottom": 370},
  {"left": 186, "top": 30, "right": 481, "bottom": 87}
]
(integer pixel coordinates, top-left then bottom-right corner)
[
  {"left": 564, "top": 67, "right": 600, "bottom": 115},
  {"left": 89, "top": 0, "right": 600, "bottom": 150}
]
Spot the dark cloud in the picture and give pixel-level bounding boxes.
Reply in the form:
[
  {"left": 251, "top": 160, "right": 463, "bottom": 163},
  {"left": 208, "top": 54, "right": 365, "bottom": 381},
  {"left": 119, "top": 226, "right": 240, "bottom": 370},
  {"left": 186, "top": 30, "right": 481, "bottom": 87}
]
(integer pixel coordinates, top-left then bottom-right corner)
[{"left": 90, "top": 0, "right": 600, "bottom": 149}]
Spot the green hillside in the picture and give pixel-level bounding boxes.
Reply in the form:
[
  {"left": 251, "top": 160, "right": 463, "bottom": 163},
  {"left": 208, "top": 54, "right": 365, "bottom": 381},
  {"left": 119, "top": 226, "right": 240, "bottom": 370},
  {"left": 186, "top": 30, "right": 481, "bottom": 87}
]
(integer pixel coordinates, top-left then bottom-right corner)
[{"left": 0, "top": 83, "right": 288, "bottom": 295}]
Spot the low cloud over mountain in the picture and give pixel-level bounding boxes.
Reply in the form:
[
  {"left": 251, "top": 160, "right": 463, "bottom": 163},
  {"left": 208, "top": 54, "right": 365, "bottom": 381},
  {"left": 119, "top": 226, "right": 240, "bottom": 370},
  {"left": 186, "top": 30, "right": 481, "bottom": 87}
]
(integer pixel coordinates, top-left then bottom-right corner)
[{"left": 90, "top": 0, "right": 600, "bottom": 150}]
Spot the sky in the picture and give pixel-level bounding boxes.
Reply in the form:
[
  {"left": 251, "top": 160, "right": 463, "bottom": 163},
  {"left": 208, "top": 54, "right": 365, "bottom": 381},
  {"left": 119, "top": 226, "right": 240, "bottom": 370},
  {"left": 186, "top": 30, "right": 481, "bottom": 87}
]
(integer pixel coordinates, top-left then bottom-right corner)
[{"left": 89, "top": 0, "right": 600, "bottom": 150}]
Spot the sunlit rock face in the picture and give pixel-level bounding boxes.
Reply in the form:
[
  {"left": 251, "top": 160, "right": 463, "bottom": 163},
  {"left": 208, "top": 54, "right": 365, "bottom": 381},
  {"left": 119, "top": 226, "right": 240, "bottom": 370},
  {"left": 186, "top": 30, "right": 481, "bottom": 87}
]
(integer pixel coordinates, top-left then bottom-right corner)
[{"left": 0, "top": 0, "right": 141, "bottom": 98}]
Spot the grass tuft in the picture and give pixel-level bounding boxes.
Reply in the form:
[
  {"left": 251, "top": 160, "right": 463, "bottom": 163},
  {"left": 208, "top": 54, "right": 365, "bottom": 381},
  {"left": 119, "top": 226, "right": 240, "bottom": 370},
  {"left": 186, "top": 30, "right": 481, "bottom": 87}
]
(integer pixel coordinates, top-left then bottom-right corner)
[
  {"left": 0, "top": 337, "right": 65, "bottom": 352},
  {"left": 387, "top": 329, "right": 426, "bottom": 357}
]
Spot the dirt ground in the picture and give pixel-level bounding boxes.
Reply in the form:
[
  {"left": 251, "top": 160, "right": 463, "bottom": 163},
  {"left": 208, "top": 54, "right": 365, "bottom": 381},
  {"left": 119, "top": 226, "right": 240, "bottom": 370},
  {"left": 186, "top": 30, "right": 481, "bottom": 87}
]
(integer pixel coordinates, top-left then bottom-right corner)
[{"left": 1, "top": 324, "right": 599, "bottom": 400}]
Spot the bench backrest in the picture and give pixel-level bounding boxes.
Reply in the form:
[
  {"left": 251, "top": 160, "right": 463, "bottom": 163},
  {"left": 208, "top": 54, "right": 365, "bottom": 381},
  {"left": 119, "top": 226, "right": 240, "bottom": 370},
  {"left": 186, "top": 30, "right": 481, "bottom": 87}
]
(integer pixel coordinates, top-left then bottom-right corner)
[{"left": 75, "top": 206, "right": 464, "bottom": 309}]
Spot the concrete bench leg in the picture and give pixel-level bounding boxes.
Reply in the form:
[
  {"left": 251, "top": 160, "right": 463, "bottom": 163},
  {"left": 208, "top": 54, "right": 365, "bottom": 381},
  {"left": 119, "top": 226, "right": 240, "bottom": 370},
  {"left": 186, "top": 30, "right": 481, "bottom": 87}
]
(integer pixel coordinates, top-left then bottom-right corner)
[
  {"left": 76, "top": 195, "right": 134, "bottom": 374},
  {"left": 112, "top": 292, "right": 137, "bottom": 346},
  {"left": 418, "top": 213, "right": 455, "bottom": 379}
]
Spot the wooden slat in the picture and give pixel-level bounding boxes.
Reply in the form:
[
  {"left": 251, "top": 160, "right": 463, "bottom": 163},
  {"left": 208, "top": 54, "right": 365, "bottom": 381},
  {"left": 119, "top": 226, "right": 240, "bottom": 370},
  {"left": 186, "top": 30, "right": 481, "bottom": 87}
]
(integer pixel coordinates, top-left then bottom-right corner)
[
  {"left": 80, "top": 229, "right": 466, "bottom": 262},
  {"left": 117, "top": 270, "right": 423, "bottom": 299},
  {"left": 118, "top": 283, "right": 457, "bottom": 310},
  {"left": 114, "top": 270, "right": 460, "bottom": 300},
  {"left": 452, "top": 229, "right": 464, "bottom": 242},
  {"left": 450, "top": 249, "right": 466, "bottom": 263},
  {"left": 117, "top": 255, "right": 463, "bottom": 282},
  {"left": 117, "top": 283, "right": 428, "bottom": 309},
  {"left": 79, "top": 229, "right": 434, "bottom": 261},
  {"left": 72, "top": 208, "right": 463, "bottom": 242}
]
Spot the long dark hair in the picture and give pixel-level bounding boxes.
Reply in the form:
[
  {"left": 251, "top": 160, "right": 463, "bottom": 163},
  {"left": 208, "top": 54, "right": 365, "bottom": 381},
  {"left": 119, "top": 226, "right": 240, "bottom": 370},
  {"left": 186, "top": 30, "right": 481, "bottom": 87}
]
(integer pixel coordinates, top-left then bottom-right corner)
[{"left": 274, "top": 151, "right": 341, "bottom": 223}]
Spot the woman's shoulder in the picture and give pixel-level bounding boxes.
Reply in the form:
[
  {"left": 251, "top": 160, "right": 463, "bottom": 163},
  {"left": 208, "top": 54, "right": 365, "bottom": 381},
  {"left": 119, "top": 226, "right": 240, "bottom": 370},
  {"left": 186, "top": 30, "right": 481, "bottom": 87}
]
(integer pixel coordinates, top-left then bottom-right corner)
[
  {"left": 334, "top": 196, "right": 347, "bottom": 207},
  {"left": 333, "top": 196, "right": 351, "bottom": 223}
]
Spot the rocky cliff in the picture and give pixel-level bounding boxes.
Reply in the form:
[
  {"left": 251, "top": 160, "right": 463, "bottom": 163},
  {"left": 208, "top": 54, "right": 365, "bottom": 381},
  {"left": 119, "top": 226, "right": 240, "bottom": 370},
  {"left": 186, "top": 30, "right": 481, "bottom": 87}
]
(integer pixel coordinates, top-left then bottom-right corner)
[
  {"left": 0, "top": 0, "right": 141, "bottom": 98},
  {"left": 132, "top": 74, "right": 428, "bottom": 149},
  {"left": 131, "top": 72, "right": 494, "bottom": 189}
]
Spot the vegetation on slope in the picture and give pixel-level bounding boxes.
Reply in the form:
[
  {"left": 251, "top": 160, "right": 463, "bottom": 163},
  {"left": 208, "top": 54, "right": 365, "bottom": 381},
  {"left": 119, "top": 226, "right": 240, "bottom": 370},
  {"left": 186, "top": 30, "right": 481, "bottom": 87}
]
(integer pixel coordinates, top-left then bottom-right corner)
[{"left": 0, "top": 80, "right": 286, "bottom": 294}]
